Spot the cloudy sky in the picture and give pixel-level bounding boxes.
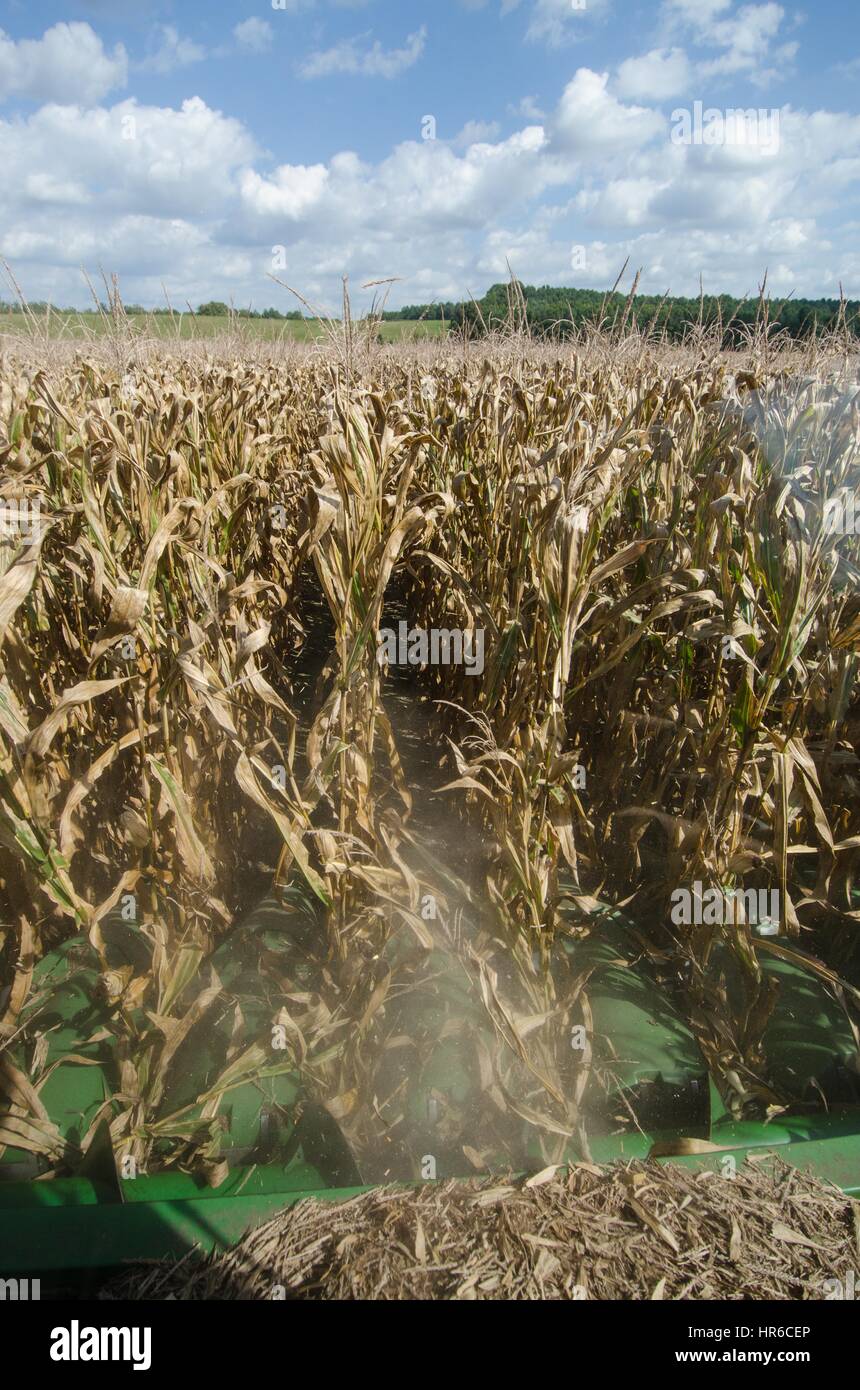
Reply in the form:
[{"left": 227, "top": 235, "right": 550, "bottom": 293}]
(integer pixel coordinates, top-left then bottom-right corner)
[{"left": 1, "top": 0, "right": 858, "bottom": 312}]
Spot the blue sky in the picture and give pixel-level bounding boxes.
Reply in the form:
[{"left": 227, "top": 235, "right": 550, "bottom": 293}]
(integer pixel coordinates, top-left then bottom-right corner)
[{"left": 0, "top": 0, "right": 858, "bottom": 311}]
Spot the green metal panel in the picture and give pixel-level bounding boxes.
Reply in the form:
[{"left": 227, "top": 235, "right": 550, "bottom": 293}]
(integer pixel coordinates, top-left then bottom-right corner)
[
  {"left": 560, "top": 929, "right": 706, "bottom": 1090},
  {"left": 2, "top": 887, "right": 859, "bottom": 1281},
  {"left": 757, "top": 951, "right": 860, "bottom": 1101},
  {"left": 1, "top": 1121, "right": 857, "bottom": 1276}
]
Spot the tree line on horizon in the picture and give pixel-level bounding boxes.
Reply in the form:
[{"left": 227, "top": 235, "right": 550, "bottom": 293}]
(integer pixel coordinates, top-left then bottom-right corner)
[
  {"left": 1, "top": 281, "right": 857, "bottom": 340},
  {"left": 386, "top": 282, "right": 860, "bottom": 341}
]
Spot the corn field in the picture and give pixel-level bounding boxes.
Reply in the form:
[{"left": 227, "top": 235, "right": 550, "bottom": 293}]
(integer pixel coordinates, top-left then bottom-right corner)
[{"left": 2, "top": 322, "right": 860, "bottom": 1185}]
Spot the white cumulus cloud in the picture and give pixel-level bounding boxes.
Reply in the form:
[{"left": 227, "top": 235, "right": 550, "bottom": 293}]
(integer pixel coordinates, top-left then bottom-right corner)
[
  {"left": 140, "top": 26, "right": 206, "bottom": 76},
  {"left": 299, "top": 26, "right": 427, "bottom": 79},
  {"left": 615, "top": 48, "right": 692, "bottom": 100},
  {"left": 234, "top": 19, "right": 274, "bottom": 54},
  {"left": 0, "top": 22, "right": 127, "bottom": 106},
  {"left": 1, "top": 68, "right": 859, "bottom": 311}
]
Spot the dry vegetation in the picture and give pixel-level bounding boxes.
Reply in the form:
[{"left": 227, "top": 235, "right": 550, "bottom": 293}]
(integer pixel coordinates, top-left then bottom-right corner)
[
  {"left": 106, "top": 1158, "right": 860, "bottom": 1300},
  {"left": 2, "top": 304, "right": 860, "bottom": 1186}
]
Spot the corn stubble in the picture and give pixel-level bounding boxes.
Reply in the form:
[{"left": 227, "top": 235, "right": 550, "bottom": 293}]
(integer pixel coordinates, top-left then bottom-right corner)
[
  {"left": 106, "top": 1157, "right": 859, "bottom": 1301},
  {"left": 1, "top": 322, "right": 860, "bottom": 1181}
]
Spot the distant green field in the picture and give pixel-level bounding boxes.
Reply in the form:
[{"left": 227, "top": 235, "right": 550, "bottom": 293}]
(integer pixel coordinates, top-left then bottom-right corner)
[{"left": 0, "top": 311, "right": 448, "bottom": 343}]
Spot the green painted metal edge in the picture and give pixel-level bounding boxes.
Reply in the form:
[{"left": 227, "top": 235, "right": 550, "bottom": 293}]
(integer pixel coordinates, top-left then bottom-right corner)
[
  {"left": 0, "top": 1183, "right": 371, "bottom": 1274},
  {"left": 657, "top": 1136, "right": 860, "bottom": 1196},
  {"left": 1, "top": 1122, "right": 857, "bottom": 1276}
]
